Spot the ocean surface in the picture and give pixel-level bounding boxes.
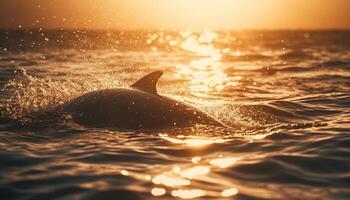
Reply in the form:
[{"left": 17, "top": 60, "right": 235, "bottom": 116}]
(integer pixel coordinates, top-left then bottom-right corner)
[{"left": 0, "top": 29, "right": 349, "bottom": 200}]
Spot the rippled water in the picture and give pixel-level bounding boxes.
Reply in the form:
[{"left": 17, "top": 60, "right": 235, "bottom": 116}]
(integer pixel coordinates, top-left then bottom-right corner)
[{"left": 0, "top": 30, "right": 349, "bottom": 200}]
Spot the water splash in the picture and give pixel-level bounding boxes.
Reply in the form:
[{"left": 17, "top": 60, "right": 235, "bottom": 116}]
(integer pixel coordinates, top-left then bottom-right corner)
[{"left": 0, "top": 67, "right": 124, "bottom": 123}]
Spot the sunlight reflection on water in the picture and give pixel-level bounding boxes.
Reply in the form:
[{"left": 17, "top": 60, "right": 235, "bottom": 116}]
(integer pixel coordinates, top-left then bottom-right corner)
[
  {"left": 174, "top": 30, "right": 239, "bottom": 95},
  {"left": 151, "top": 187, "right": 166, "bottom": 196},
  {"left": 159, "top": 134, "right": 226, "bottom": 148},
  {"left": 221, "top": 187, "right": 239, "bottom": 197},
  {"left": 152, "top": 174, "right": 191, "bottom": 187},
  {"left": 171, "top": 189, "right": 206, "bottom": 199},
  {"left": 148, "top": 161, "right": 240, "bottom": 199},
  {"left": 147, "top": 133, "right": 240, "bottom": 199},
  {"left": 209, "top": 157, "right": 240, "bottom": 168},
  {"left": 180, "top": 166, "right": 210, "bottom": 179}
]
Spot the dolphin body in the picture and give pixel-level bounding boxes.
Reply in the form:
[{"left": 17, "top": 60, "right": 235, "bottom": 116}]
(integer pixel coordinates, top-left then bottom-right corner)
[{"left": 64, "top": 71, "right": 226, "bottom": 130}]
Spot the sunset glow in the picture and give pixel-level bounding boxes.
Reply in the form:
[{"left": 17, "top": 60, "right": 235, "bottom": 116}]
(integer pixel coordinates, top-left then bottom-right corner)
[
  {"left": 0, "top": 0, "right": 349, "bottom": 29},
  {"left": 0, "top": 0, "right": 349, "bottom": 199}
]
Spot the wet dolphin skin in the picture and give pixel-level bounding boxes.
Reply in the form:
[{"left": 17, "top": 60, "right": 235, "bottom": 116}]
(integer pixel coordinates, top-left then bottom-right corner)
[{"left": 65, "top": 71, "right": 225, "bottom": 130}]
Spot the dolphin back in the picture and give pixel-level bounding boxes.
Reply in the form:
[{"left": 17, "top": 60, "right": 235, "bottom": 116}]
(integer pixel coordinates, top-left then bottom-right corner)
[
  {"left": 64, "top": 71, "right": 228, "bottom": 130},
  {"left": 65, "top": 88, "right": 226, "bottom": 130}
]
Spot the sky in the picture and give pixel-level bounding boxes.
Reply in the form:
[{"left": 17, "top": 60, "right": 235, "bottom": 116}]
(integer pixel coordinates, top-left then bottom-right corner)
[{"left": 0, "top": 0, "right": 349, "bottom": 30}]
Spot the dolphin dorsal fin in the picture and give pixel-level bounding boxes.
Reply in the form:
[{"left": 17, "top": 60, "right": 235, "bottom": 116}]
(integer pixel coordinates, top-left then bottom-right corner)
[{"left": 130, "top": 71, "right": 163, "bottom": 94}]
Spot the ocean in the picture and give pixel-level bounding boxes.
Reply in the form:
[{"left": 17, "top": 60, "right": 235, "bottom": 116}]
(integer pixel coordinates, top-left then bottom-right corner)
[{"left": 0, "top": 29, "right": 349, "bottom": 199}]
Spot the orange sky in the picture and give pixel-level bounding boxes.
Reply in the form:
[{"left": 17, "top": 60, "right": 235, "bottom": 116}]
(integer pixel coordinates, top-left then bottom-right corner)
[{"left": 0, "top": 0, "right": 349, "bottom": 30}]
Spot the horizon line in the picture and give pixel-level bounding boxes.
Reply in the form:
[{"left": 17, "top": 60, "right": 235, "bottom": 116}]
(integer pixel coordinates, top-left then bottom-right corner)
[{"left": 1, "top": 27, "right": 350, "bottom": 32}]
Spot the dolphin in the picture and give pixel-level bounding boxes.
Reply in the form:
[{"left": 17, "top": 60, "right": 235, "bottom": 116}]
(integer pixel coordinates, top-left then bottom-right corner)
[{"left": 64, "top": 71, "right": 227, "bottom": 130}]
